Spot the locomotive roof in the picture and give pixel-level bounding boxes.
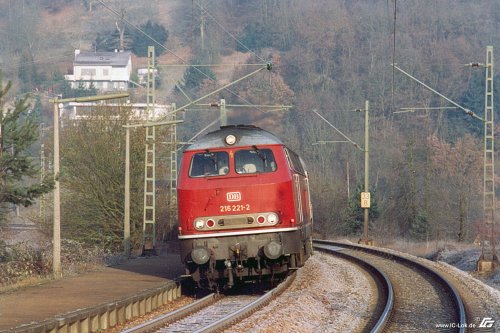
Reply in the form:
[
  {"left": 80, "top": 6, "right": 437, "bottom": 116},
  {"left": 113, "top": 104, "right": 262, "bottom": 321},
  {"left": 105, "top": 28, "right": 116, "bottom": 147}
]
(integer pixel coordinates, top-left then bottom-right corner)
[{"left": 186, "top": 125, "right": 284, "bottom": 151}]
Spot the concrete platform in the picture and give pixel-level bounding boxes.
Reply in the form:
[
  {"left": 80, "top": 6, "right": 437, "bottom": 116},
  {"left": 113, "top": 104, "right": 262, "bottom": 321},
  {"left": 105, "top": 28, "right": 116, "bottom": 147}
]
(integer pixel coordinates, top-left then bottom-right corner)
[{"left": 0, "top": 250, "right": 184, "bottom": 331}]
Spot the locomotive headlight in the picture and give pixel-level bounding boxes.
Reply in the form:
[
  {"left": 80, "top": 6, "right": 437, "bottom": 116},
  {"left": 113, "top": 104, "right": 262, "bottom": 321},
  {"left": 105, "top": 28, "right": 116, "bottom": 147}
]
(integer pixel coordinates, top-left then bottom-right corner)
[
  {"left": 225, "top": 134, "right": 237, "bottom": 145},
  {"left": 263, "top": 241, "right": 282, "bottom": 260},
  {"left": 194, "top": 219, "right": 205, "bottom": 230},
  {"left": 267, "top": 212, "right": 279, "bottom": 225},
  {"left": 191, "top": 246, "right": 210, "bottom": 265}
]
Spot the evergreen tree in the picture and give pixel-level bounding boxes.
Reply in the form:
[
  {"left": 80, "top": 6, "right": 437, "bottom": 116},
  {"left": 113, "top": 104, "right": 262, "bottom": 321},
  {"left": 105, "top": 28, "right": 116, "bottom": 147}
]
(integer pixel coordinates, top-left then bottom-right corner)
[
  {"left": 130, "top": 20, "right": 168, "bottom": 57},
  {"left": 59, "top": 80, "right": 98, "bottom": 99},
  {"left": 409, "top": 210, "right": 430, "bottom": 241},
  {"left": 18, "top": 52, "right": 44, "bottom": 93},
  {"left": 342, "top": 183, "right": 380, "bottom": 235},
  {"left": 93, "top": 29, "right": 132, "bottom": 52},
  {"left": 94, "top": 20, "right": 168, "bottom": 57},
  {"left": 0, "top": 72, "right": 53, "bottom": 220},
  {"left": 93, "top": 31, "right": 122, "bottom": 52},
  {"left": 180, "top": 64, "right": 216, "bottom": 91},
  {"left": 237, "top": 22, "right": 269, "bottom": 52}
]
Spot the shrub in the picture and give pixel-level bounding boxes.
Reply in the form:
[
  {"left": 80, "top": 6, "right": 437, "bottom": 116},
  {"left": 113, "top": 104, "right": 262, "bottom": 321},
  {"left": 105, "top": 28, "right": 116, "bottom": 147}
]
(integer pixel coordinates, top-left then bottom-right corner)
[
  {"left": 0, "top": 242, "right": 51, "bottom": 286},
  {"left": 0, "top": 240, "right": 116, "bottom": 287}
]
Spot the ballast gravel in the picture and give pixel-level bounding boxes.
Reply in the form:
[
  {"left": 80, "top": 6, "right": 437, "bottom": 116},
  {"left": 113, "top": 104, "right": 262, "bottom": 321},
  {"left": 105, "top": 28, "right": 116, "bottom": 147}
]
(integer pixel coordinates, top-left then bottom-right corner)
[
  {"left": 103, "top": 243, "right": 500, "bottom": 333},
  {"left": 370, "top": 244, "right": 500, "bottom": 330},
  {"left": 225, "top": 252, "right": 374, "bottom": 333}
]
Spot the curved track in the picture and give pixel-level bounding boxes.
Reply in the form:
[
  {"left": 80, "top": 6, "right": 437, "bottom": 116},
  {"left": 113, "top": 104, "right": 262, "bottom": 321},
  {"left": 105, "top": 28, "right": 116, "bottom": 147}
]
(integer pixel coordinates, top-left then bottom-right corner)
[
  {"left": 314, "top": 240, "right": 467, "bottom": 333},
  {"left": 122, "top": 273, "right": 296, "bottom": 333},
  {"left": 94, "top": 241, "right": 467, "bottom": 333},
  {"left": 313, "top": 242, "right": 393, "bottom": 333}
]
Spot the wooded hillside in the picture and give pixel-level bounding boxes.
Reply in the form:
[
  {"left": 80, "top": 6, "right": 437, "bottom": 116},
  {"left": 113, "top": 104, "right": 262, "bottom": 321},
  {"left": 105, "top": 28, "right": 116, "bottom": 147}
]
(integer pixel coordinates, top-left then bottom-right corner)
[
  {"left": 175, "top": 1, "right": 500, "bottom": 243},
  {"left": 1, "top": 0, "right": 498, "bottom": 245}
]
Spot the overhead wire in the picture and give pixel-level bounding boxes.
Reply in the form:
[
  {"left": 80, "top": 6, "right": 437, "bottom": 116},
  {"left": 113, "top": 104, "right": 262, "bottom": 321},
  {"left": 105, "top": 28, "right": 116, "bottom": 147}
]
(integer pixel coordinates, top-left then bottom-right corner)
[
  {"left": 178, "top": 117, "right": 220, "bottom": 149},
  {"left": 97, "top": 0, "right": 271, "bottom": 114},
  {"left": 312, "top": 109, "right": 364, "bottom": 151},
  {"left": 97, "top": 0, "right": 187, "bottom": 67},
  {"left": 194, "top": 1, "right": 267, "bottom": 64},
  {"left": 191, "top": 0, "right": 275, "bottom": 113}
]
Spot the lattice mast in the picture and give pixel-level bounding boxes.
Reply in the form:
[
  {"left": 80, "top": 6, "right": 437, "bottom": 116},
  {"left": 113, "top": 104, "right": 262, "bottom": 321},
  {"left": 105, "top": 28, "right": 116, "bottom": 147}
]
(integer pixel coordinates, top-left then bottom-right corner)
[
  {"left": 482, "top": 46, "right": 497, "bottom": 263},
  {"left": 142, "top": 46, "right": 156, "bottom": 254},
  {"left": 169, "top": 103, "right": 178, "bottom": 233}
]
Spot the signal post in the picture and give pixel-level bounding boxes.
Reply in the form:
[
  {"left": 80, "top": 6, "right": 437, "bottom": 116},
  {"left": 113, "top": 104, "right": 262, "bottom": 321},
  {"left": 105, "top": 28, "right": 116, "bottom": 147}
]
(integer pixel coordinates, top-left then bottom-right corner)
[{"left": 313, "top": 100, "right": 373, "bottom": 245}]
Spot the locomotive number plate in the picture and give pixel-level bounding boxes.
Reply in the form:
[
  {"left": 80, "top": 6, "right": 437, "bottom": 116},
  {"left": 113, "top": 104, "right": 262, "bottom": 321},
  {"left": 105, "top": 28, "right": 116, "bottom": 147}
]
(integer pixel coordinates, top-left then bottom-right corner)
[{"left": 220, "top": 204, "right": 251, "bottom": 212}]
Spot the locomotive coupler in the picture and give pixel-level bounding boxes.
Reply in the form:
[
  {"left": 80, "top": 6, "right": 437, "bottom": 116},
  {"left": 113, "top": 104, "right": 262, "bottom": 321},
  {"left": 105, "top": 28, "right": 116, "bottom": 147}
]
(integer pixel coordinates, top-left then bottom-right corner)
[
  {"left": 231, "top": 243, "right": 244, "bottom": 270},
  {"left": 236, "top": 259, "right": 244, "bottom": 270},
  {"left": 224, "top": 259, "right": 234, "bottom": 287}
]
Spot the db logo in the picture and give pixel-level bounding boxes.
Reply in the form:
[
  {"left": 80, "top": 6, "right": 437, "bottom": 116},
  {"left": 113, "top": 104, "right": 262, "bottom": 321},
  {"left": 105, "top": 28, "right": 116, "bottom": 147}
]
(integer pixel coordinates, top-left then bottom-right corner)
[{"left": 226, "top": 192, "right": 241, "bottom": 202}]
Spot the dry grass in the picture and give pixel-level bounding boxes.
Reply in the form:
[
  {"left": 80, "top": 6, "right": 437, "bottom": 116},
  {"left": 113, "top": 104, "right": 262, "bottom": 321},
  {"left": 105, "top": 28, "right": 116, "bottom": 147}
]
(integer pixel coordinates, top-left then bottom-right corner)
[
  {"left": 0, "top": 259, "right": 111, "bottom": 294},
  {"left": 376, "top": 238, "right": 479, "bottom": 258},
  {"left": 0, "top": 275, "right": 53, "bottom": 294},
  {"left": 323, "top": 234, "right": 479, "bottom": 260},
  {"left": 0, "top": 237, "right": 119, "bottom": 293}
]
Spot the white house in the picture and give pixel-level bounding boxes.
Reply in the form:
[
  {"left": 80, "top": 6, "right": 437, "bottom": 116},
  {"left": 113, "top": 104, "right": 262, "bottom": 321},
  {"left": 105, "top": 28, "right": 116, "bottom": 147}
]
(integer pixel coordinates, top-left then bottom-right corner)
[
  {"left": 65, "top": 49, "right": 132, "bottom": 91},
  {"left": 61, "top": 102, "right": 174, "bottom": 123}
]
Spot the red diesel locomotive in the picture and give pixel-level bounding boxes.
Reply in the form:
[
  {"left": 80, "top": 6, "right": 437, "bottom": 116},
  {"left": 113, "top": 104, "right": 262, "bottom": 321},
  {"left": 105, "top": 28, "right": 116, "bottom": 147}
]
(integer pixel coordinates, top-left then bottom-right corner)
[{"left": 177, "top": 125, "right": 313, "bottom": 289}]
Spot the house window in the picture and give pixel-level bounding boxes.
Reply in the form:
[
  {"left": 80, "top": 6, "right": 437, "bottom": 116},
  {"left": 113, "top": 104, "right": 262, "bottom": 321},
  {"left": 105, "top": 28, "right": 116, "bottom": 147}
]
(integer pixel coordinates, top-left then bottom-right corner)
[{"left": 81, "top": 68, "right": 96, "bottom": 76}]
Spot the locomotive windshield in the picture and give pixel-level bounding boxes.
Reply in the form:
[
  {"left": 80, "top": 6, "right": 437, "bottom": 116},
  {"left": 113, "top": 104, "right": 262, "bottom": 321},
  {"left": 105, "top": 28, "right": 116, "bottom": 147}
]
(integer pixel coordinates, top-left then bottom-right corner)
[
  {"left": 235, "top": 148, "right": 277, "bottom": 174},
  {"left": 189, "top": 151, "right": 229, "bottom": 177}
]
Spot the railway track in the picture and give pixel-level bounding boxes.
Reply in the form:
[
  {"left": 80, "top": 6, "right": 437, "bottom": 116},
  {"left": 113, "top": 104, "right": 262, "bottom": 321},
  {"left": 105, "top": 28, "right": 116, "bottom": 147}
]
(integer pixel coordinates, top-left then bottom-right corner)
[
  {"left": 312, "top": 242, "right": 393, "bottom": 333},
  {"left": 121, "top": 273, "right": 296, "bottom": 333},
  {"left": 314, "top": 240, "right": 467, "bottom": 333},
  {"left": 121, "top": 241, "right": 468, "bottom": 332},
  {"left": 122, "top": 244, "right": 393, "bottom": 333}
]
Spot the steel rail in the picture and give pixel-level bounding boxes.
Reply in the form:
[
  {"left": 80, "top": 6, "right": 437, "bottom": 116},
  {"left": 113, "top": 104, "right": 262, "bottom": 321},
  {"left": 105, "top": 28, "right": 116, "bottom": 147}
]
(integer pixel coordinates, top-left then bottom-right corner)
[
  {"left": 120, "top": 293, "right": 219, "bottom": 333},
  {"left": 313, "top": 242, "right": 394, "bottom": 333},
  {"left": 122, "top": 273, "right": 296, "bottom": 333},
  {"left": 196, "top": 272, "right": 296, "bottom": 333},
  {"left": 314, "top": 239, "right": 467, "bottom": 333}
]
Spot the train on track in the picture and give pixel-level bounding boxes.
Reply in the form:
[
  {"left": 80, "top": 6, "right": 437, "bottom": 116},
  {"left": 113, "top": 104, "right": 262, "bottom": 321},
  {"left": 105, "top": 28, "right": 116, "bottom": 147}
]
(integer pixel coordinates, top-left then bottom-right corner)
[{"left": 177, "top": 125, "right": 313, "bottom": 289}]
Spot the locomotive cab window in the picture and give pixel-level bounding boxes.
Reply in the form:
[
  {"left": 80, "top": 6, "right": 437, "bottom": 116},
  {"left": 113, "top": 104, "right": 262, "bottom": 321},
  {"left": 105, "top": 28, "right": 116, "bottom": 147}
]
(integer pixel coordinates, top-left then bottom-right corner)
[
  {"left": 235, "top": 147, "right": 277, "bottom": 174},
  {"left": 189, "top": 151, "right": 229, "bottom": 177},
  {"left": 285, "top": 148, "right": 306, "bottom": 175}
]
